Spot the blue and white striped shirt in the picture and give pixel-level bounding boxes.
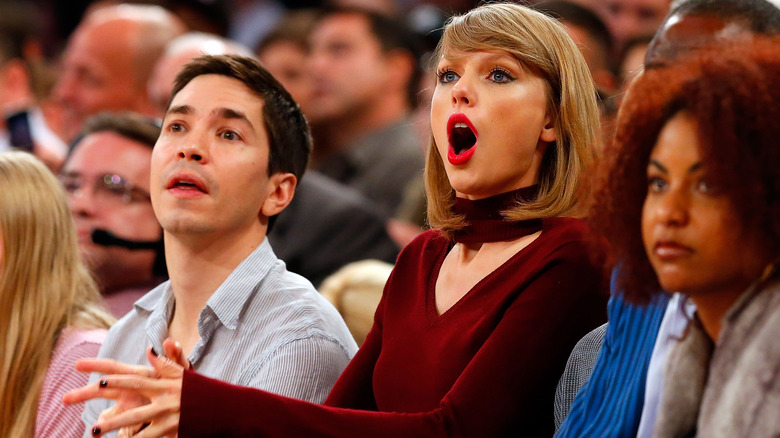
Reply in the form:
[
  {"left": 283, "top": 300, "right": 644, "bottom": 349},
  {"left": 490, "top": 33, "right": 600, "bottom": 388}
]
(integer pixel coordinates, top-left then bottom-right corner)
[
  {"left": 82, "top": 238, "right": 358, "bottom": 437},
  {"left": 555, "top": 291, "right": 669, "bottom": 438}
]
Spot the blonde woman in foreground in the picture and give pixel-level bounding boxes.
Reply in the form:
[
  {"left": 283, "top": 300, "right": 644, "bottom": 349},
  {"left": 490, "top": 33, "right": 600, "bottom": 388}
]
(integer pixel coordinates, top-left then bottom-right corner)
[{"left": 0, "top": 151, "right": 113, "bottom": 437}]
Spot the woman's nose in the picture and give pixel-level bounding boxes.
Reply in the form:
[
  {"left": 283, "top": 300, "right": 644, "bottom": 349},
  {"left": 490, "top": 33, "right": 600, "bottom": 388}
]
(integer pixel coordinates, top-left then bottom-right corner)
[
  {"left": 451, "top": 78, "right": 474, "bottom": 106},
  {"left": 656, "top": 189, "right": 689, "bottom": 227}
]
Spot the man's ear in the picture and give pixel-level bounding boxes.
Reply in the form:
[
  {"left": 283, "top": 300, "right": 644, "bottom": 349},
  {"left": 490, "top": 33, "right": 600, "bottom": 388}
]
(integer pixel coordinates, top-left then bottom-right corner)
[{"left": 260, "top": 173, "right": 297, "bottom": 218}]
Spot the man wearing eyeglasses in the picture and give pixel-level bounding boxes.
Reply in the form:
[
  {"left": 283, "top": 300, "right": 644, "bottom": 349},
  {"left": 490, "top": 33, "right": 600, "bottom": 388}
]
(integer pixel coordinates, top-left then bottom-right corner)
[{"left": 60, "top": 112, "right": 166, "bottom": 317}]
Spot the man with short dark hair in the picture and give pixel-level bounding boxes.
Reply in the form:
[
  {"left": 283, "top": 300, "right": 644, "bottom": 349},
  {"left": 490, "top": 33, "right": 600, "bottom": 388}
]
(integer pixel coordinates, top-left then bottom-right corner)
[
  {"left": 60, "top": 112, "right": 165, "bottom": 317},
  {"left": 307, "top": 7, "right": 425, "bottom": 217},
  {"left": 81, "top": 55, "right": 357, "bottom": 437},
  {"left": 148, "top": 32, "right": 399, "bottom": 288}
]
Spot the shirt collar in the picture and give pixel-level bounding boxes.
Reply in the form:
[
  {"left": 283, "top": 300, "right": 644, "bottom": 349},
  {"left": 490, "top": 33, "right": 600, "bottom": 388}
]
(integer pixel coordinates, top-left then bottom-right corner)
[
  {"left": 202, "top": 237, "right": 278, "bottom": 330},
  {"left": 133, "top": 238, "right": 278, "bottom": 353}
]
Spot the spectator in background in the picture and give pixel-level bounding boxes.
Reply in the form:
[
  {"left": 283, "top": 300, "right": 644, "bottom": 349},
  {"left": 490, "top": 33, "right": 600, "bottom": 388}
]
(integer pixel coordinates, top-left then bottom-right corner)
[
  {"left": 228, "top": 0, "right": 286, "bottom": 51},
  {"left": 0, "top": 2, "right": 67, "bottom": 169},
  {"left": 256, "top": 10, "right": 318, "bottom": 114},
  {"left": 571, "top": 0, "right": 672, "bottom": 52},
  {"left": 645, "top": 0, "right": 780, "bottom": 68},
  {"left": 307, "top": 7, "right": 425, "bottom": 218},
  {"left": 535, "top": 0, "right": 618, "bottom": 145},
  {"left": 151, "top": 30, "right": 398, "bottom": 288},
  {"left": 53, "top": 3, "right": 185, "bottom": 141},
  {"left": 614, "top": 34, "right": 653, "bottom": 106},
  {"left": 60, "top": 112, "right": 166, "bottom": 318},
  {"left": 0, "top": 152, "right": 113, "bottom": 437},
  {"left": 536, "top": 1, "right": 616, "bottom": 98},
  {"left": 162, "top": 0, "right": 231, "bottom": 37}
]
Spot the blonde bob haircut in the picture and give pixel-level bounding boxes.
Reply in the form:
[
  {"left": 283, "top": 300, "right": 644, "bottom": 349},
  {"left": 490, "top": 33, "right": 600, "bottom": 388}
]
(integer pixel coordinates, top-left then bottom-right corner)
[
  {"left": 0, "top": 152, "right": 113, "bottom": 437},
  {"left": 425, "top": 3, "right": 600, "bottom": 237}
]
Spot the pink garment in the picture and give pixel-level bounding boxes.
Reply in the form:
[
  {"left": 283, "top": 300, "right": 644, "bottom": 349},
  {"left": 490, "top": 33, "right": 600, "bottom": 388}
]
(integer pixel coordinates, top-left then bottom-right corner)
[
  {"left": 35, "top": 327, "right": 106, "bottom": 437},
  {"left": 102, "top": 278, "right": 164, "bottom": 318},
  {"left": 103, "top": 286, "right": 150, "bottom": 318}
]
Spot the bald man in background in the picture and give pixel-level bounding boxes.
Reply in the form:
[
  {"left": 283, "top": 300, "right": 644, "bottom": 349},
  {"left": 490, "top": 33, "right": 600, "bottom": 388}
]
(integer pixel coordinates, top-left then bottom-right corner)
[{"left": 54, "top": 4, "right": 185, "bottom": 141}]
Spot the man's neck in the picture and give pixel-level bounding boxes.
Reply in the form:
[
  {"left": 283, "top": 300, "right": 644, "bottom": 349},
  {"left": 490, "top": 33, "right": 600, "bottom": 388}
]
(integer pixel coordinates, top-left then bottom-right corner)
[{"left": 163, "top": 226, "right": 266, "bottom": 353}]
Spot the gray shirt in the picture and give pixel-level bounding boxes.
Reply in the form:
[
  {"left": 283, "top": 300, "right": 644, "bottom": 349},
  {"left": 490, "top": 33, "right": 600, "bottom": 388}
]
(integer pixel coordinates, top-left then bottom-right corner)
[
  {"left": 82, "top": 238, "right": 358, "bottom": 436},
  {"left": 315, "top": 117, "right": 425, "bottom": 218}
]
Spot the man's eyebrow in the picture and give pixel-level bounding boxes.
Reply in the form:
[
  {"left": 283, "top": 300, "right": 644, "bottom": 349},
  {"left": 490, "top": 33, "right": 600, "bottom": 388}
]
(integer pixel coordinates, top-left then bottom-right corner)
[
  {"left": 166, "top": 104, "right": 192, "bottom": 116},
  {"left": 216, "top": 108, "right": 255, "bottom": 132}
]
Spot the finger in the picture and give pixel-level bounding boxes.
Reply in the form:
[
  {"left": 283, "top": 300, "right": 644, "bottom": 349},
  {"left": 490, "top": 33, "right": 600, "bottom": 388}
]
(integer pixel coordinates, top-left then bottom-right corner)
[
  {"left": 91, "top": 399, "right": 179, "bottom": 436},
  {"left": 76, "top": 358, "right": 156, "bottom": 378},
  {"left": 97, "top": 405, "right": 119, "bottom": 422},
  {"left": 162, "top": 338, "right": 190, "bottom": 370},
  {"left": 63, "top": 382, "right": 125, "bottom": 404},
  {"left": 146, "top": 348, "right": 185, "bottom": 379},
  {"left": 99, "top": 375, "right": 175, "bottom": 396},
  {"left": 135, "top": 414, "right": 180, "bottom": 438}
]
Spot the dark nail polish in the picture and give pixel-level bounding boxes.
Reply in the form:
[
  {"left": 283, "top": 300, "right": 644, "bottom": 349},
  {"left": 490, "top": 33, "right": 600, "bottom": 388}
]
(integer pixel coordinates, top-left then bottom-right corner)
[
  {"left": 99, "top": 379, "right": 108, "bottom": 388},
  {"left": 151, "top": 347, "right": 159, "bottom": 356},
  {"left": 92, "top": 426, "right": 101, "bottom": 436}
]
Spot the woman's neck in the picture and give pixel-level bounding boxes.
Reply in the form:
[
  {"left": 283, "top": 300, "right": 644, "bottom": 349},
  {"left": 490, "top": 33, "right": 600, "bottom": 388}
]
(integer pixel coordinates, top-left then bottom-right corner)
[
  {"left": 452, "top": 185, "right": 542, "bottom": 244},
  {"left": 693, "top": 262, "right": 778, "bottom": 341}
]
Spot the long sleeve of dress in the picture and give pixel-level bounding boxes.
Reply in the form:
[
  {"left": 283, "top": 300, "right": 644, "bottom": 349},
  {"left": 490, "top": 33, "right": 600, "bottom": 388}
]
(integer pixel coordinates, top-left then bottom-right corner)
[{"left": 180, "top": 218, "right": 609, "bottom": 437}]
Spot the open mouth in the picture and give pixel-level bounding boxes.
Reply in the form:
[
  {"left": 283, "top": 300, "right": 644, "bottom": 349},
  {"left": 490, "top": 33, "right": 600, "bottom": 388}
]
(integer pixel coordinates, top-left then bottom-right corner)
[
  {"left": 167, "top": 174, "right": 208, "bottom": 194},
  {"left": 451, "top": 123, "right": 477, "bottom": 155},
  {"left": 447, "top": 114, "right": 478, "bottom": 165},
  {"left": 172, "top": 181, "right": 203, "bottom": 191}
]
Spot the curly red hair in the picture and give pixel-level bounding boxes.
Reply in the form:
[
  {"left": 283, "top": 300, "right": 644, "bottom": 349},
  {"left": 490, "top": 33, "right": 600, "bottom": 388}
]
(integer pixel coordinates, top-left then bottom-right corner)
[{"left": 592, "top": 38, "right": 780, "bottom": 303}]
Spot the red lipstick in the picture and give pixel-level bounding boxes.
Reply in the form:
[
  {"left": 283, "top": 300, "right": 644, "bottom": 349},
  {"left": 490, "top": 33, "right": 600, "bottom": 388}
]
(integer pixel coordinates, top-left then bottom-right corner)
[{"left": 447, "top": 113, "right": 478, "bottom": 165}]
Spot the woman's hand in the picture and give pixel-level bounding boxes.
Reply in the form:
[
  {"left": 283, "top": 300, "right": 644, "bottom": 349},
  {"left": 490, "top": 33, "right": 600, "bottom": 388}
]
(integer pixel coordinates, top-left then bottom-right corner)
[{"left": 63, "top": 338, "right": 189, "bottom": 437}]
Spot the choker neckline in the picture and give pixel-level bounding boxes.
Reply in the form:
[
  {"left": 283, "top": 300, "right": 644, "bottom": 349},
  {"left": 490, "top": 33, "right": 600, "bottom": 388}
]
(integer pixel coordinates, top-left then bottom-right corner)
[{"left": 452, "top": 186, "right": 543, "bottom": 243}]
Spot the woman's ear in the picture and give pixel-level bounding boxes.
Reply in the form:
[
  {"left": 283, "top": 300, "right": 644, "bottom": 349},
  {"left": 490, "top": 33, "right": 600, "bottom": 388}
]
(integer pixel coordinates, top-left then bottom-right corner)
[
  {"left": 261, "top": 173, "right": 297, "bottom": 218},
  {"left": 540, "top": 116, "right": 557, "bottom": 143}
]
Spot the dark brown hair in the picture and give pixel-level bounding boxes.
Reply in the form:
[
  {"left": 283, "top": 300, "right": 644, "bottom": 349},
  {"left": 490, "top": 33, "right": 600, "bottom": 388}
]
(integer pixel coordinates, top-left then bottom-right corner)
[
  {"left": 592, "top": 38, "right": 780, "bottom": 303},
  {"left": 78, "top": 111, "right": 161, "bottom": 150}
]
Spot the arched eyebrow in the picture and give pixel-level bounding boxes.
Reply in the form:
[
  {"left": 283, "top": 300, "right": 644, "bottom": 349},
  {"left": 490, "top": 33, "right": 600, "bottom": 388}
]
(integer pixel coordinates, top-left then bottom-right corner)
[
  {"left": 648, "top": 159, "right": 702, "bottom": 174},
  {"left": 648, "top": 159, "right": 667, "bottom": 173}
]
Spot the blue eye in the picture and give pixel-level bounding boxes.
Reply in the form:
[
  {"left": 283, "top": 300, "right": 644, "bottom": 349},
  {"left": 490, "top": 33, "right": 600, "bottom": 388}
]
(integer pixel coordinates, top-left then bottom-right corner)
[
  {"left": 437, "top": 69, "right": 458, "bottom": 84},
  {"left": 488, "top": 68, "right": 515, "bottom": 83}
]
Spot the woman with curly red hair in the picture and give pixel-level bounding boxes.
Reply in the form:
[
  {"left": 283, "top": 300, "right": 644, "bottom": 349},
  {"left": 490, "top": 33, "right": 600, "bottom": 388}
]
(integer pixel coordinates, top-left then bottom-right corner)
[{"left": 592, "top": 38, "right": 780, "bottom": 437}]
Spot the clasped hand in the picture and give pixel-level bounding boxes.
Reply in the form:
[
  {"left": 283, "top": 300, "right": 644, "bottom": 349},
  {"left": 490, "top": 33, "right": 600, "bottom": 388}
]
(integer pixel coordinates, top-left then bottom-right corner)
[{"left": 63, "top": 338, "right": 188, "bottom": 437}]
